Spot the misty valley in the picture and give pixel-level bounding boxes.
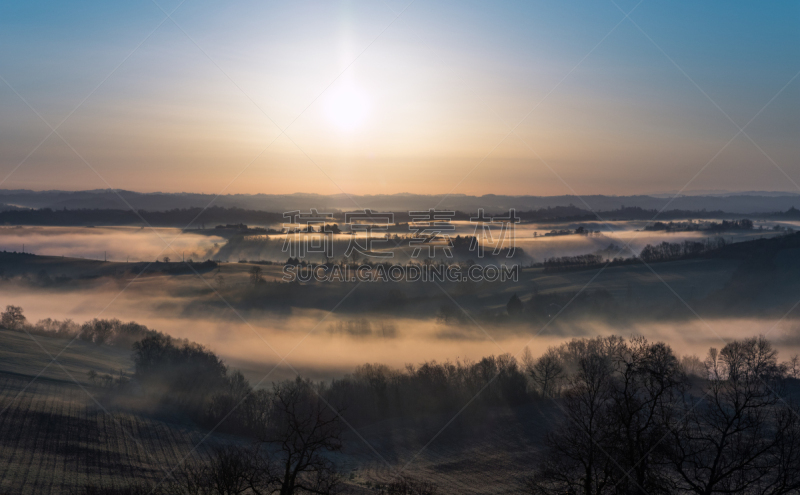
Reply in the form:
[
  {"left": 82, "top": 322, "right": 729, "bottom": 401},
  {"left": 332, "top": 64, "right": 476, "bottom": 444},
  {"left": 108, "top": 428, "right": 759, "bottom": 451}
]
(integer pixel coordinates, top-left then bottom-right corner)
[{"left": 3, "top": 202, "right": 800, "bottom": 494}]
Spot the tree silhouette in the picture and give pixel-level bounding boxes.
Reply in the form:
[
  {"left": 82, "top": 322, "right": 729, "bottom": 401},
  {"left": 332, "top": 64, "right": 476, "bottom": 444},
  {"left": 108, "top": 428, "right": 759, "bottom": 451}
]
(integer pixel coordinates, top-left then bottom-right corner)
[
  {"left": 669, "top": 337, "right": 800, "bottom": 494},
  {"left": 1, "top": 305, "right": 26, "bottom": 330},
  {"left": 528, "top": 336, "right": 684, "bottom": 495},
  {"left": 525, "top": 348, "right": 564, "bottom": 398},
  {"left": 528, "top": 336, "right": 800, "bottom": 495},
  {"left": 507, "top": 293, "right": 524, "bottom": 316},
  {"left": 178, "top": 445, "right": 267, "bottom": 495},
  {"left": 249, "top": 266, "right": 264, "bottom": 286},
  {"left": 261, "top": 378, "right": 343, "bottom": 495}
]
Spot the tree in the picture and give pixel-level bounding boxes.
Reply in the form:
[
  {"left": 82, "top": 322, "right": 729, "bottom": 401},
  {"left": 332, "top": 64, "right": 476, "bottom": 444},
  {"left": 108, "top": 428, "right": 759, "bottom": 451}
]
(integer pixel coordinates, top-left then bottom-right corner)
[
  {"left": 604, "top": 337, "right": 684, "bottom": 495},
  {"left": 79, "top": 318, "right": 116, "bottom": 345},
  {"left": 526, "top": 348, "right": 564, "bottom": 398},
  {"left": 527, "top": 336, "right": 685, "bottom": 495},
  {"left": 132, "top": 334, "right": 229, "bottom": 415},
  {"left": 249, "top": 266, "right": 264, "bottom": 286},
  {"left": 786, "top": 354, "right": 800, "bottom": 379},
  {"left": 163, "top": 256, "right": 171, "bottom": 263},
  {"left": 1, "top": 305, "right": 26, "bottom": 330},
  {"left": 177, "top": 445, "right": 267, "bottom": 495},
  {"left": 529, "top": 335, "right": 800, "bottom": 495},
  {"left": 680, "top": 354, "right": 705, "bottom": 378},
  {"left": 173, "top": 376, "right": 343, "bottom": 495},
  {"left": 261, "top": 378, "right": 343, "bottom": 495},
  {"left": 528, "top": 338, "right": 619, "bottom": 495},
  {"left": 507, "top": 293, "right": 524, "bottom": 316},
  {"left": 668, "top": 336, "right": 800, "bottom": 495}
]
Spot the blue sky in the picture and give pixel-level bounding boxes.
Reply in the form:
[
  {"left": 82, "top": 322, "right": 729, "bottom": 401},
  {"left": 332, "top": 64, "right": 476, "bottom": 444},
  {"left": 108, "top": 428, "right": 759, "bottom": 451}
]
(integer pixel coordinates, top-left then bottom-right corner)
[{"left": 1, "top": 0, "right": 798, "bottom": 196}]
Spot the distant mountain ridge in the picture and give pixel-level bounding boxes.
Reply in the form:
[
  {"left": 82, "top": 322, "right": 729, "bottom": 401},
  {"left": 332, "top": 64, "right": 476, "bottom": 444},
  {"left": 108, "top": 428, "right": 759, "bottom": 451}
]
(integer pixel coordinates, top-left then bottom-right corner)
[{"left": 1, "top": 189, "right": 799, "bottom": 214}]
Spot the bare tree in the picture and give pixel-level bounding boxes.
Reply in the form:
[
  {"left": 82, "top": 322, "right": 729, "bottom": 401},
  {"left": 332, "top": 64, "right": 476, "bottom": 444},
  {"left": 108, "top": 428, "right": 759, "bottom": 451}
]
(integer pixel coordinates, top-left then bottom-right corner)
[
  {"left": 263, "top": 378, "right": 343, "bottom": 495},
  {"left": 528, "top": 336, "right": 686, "bottom": 495},
  {"left": 528, "top": 338, "right": 618, "bottom": 495},
  {"left": 605, "top": 337, "right": 684, "bottom": 495},
  {"left": 669, "top": 336, "right": 800, "bottom": 495},
  {"left": 527, "top": 348, "right": 564, "bottom": 398},
  {"left": 177, "top": 445, "right": 266, "bottom": 495},
  {"left": 529, "top": 335, "right": 800, "bottom": 495},
  {"left": 786, "top": 354, "right": 800, "bottom": 380},
  {"left": 176, "top": 379, "right": 343, "bottom": 495}
]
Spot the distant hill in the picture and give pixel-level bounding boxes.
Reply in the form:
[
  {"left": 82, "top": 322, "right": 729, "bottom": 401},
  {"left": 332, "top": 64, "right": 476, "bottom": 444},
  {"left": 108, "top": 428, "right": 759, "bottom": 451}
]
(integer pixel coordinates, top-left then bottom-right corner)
[
  {"left": 1, "top": 204, "right": 798, "bottom": 228},
  {"left": 0, "top": 206, "right": 284, "bottom": 228},
  {"left": 1, "top": 189, "right": 800, "bottom": 214}
]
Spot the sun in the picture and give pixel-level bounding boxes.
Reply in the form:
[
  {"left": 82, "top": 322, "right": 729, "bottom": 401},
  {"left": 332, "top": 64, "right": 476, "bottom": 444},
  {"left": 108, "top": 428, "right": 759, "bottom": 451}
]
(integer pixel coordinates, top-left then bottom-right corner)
[{"left": 325, "top": 85, "right": 369, "bottom": 131}]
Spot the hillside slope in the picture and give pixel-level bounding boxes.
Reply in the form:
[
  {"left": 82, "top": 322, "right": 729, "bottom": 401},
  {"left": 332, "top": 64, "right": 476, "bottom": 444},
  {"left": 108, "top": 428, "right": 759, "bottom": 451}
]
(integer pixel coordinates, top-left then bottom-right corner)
[{"left": 0, "top": 329, "right": 551, "bottom": 494}]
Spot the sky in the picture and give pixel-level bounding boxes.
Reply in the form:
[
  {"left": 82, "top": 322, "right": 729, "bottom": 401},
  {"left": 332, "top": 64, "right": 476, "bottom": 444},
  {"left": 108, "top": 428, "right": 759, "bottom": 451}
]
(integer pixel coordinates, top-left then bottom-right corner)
[{"left": 0, "top": 0, "right": 798, "bottom": 197}]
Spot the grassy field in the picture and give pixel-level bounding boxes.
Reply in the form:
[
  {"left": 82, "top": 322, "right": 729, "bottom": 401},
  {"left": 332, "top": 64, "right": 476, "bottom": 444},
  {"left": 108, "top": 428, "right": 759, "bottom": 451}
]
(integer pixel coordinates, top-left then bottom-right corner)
[
  {"left": 0, "top": 374, "right": 220, "bottom": 494},
  {"left": 0, "top": 330, "right": 227, "bottom": 494}
]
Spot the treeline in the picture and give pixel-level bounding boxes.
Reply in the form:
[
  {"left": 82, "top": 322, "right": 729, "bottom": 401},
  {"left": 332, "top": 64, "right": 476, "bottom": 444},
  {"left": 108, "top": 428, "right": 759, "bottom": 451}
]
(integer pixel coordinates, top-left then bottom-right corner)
[
  {"left": 8, "top": 305, "right": 800, "bottom": 493},
  {"left": 130, "top": 332, "right": 530, "bottom": 431},
  {"left": 0, "top": 206, "right": 283, "bottom": 227},
  {"left": 527, "top": 335, "right": 800, "bottom": 494},
  {"left": 519, "top": 206, "right": 764, "bottom": 223},
  {"left": 131, "top": 329, "right": 800, "bottom": 495},
  {"left": 131, "top": 333, "right": 350, "bottom": 495},
  {"left": 645, "top": 218, "right": 756, "bottom": 232},
  {"left": 645, "top": 221, "right": 703, "bottom": 232},
  {"left": 132, "top": 333, "right": 242, "bottom": 424},
  {"left": 544, "top": 232, "right": 800, "bottom": 276},
  {"left": 130, "top": 333, "right": 422, "bottom": 494},
  {"left": 543, "top": 254, "right": 605, "bottom": 271},
  {"left": 542, "top": 238, "right": 729, "bottom": 273},
  {"left": 523, "top": 206, "right": 800, "bottom": 224},
  {"left": 1, "top": 305, "right": 167, "bottom": 348},
  {"left": 639, "top": 237, "right": 726, "bottom": 262},
  {"left": 4, "top": 204, "right": 800, "bottom": 230},
  {"left": 326, "top": 355, "right": 529, "bottom": 423},
  {"left": 2, "top": 261, "right": 218, "bottom": 288},
  {"left": 129, "top": 260, "right": 218, "bottom": 275},
  {"left": 706, "top": 218, "right": 754, "bottom": 230}
]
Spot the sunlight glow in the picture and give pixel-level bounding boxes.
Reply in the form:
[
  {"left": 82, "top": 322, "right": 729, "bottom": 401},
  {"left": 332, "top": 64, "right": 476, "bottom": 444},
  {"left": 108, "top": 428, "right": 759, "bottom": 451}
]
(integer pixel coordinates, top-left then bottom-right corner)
[{"left": 325, "top": 85, "right": 370, "bottom": 131}]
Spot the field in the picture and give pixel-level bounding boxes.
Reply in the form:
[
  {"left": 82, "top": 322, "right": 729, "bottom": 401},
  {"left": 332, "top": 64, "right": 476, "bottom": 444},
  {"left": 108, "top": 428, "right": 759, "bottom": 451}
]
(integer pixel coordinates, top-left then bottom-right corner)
[{"left": 0, "top": 329, "right": 223, "bottom": 494}]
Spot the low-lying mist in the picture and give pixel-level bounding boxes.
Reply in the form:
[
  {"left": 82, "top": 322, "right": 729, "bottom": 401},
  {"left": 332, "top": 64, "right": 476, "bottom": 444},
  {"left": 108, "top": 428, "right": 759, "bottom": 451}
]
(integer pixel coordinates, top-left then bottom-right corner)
[
  {"left": 4, "top": 277, "right": 800, "bottom": 385},
  {"left": 0, "top": 226, "right": 224, "bottom": 262},
  {"left": 210, "top": 221, "right": 778, "bottom": 264},
  {"left": 0, "top": 223, "right": 781, "bottom": 269}
]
